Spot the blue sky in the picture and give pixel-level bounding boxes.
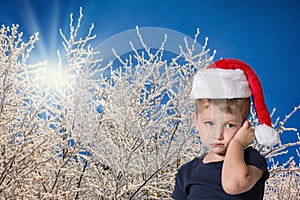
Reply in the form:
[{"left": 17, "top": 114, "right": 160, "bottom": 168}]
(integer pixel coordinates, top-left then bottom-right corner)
[{"left": 1, "top": 0, "right": 299, "bottom": 150}]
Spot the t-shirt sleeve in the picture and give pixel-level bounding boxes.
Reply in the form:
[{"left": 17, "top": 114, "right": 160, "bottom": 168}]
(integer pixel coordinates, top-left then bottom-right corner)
[
  {"left": 244, "top": 147, "right": 269, "bottom": 182},
  {"left": 171, "top": 164, "right": 188, "bottom": 199}
]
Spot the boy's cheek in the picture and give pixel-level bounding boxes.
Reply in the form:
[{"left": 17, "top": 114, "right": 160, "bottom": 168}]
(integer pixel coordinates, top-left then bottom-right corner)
[
  {"left": 228, "top": 130, "right": 240, "bottom": 140},
  {"left": 199, "top": 130, "right": 210, "bottom": 144},
  {"left": 201, "top": 131, "right": 216, "bottom": 144}
]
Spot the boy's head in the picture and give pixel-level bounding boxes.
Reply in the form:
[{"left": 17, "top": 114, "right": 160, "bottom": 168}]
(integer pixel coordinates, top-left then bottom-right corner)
[{"left": 190, "top": 58, "right": 279, "bottom": 146}]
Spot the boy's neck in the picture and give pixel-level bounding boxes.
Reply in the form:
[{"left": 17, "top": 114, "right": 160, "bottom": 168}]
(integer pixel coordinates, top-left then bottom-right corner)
[{"left": 203, "top": 151, "right": 225, "bottom": 163}]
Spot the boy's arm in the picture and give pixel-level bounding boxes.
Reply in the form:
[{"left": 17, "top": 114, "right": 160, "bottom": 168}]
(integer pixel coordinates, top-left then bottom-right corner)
[{"left": 221, "top": 120, "right": 263, "bottom": 195}]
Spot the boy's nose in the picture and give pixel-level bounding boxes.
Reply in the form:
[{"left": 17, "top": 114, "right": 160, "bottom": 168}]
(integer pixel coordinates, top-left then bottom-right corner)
[{"left": 215, "top": 127, "right": 224, "bottom": 140}]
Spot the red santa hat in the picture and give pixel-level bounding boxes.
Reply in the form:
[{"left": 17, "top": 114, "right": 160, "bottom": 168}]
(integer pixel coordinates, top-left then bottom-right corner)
[{"left": 191, "top": 58, "right": 279, "bottom": 146}]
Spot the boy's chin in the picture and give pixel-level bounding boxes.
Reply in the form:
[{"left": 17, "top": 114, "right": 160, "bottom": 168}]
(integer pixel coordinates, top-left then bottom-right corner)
[{"left": 208, "top": 146, "right": 227, "bottom": 156}]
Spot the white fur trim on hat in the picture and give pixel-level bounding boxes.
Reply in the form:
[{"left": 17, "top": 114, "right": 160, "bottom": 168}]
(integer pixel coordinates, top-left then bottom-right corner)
[
  {"left": 190, "top": 68, "right": 252, "bottom": 99},
  {"left": 254, "top": 124, "right": 279, "bottom": 146}
]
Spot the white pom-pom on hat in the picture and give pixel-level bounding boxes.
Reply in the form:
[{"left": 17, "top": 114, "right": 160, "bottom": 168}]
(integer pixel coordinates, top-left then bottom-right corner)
[
  {"left": 191, "top": 58, "right": 280, "bottom": 146},
  {"left": 254, "top": 124, "right": 279, "bottom": 146}
]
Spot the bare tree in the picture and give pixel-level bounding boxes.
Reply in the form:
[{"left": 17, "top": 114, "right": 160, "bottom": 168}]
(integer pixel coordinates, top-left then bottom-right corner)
[{"left": 0, "top": 8, "right": 298, "bottom": 200}]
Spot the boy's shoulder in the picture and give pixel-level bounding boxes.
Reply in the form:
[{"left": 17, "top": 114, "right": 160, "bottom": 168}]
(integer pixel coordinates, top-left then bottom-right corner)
[
  {"left": 244, "top": 146, "right": 260, "bottom": 153},
  {"left": 177, "top": 156, "right": 204, "bottom": 175},
  {"left": 244, "top": 146, "right": 266, "bottom": 161},
  {"left": 178, "top": 153, "right": 212, "bottom": 174}
]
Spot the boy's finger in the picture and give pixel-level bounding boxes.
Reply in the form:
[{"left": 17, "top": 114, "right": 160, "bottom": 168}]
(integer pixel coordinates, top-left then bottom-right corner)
[{"left": 242, "top": 120, "right": 251, "bottom": 129}]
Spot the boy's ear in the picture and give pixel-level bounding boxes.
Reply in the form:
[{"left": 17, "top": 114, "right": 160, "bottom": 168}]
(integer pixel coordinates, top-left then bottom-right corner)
[
  {"left": 192, "top": 113, "right": 197, "bottom": 124},
  {"left": 192, "top": 113, "right": 201, "bottom": 133}
]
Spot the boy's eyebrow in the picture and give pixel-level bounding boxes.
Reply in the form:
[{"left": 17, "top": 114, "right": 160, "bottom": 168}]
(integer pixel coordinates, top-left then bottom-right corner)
[
  {"left": 224, "top": 118, "right": 240, "bottom": 123},
  {"left": 224, "top": 121, "right": 239, "bottom": 125},
  {"left": 198, "top": 116, "right": 213, "bottom": 121}
]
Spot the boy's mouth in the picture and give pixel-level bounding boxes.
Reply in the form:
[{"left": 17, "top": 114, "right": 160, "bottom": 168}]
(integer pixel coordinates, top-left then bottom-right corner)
[{"left": 210, "top": 143, "right": 224, "bottom": 147}]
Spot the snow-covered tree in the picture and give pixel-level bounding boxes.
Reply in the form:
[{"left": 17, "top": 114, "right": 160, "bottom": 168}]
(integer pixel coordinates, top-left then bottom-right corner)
[{"left": 0, "top": 8, "right": 298, "bottom": 199}]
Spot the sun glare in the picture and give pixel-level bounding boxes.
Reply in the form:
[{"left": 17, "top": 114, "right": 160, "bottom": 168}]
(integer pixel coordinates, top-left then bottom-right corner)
[
  {"left": 39, "top": 61, "right": 72, "bottom": 93},
  {"left": 43, "top": 64, "right": 58, "bottom": 87}
]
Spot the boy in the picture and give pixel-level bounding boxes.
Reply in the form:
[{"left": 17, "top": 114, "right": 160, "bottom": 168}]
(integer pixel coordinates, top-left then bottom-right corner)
[{"left": 172, "top": 58, "right": 277, "bottom": 199}]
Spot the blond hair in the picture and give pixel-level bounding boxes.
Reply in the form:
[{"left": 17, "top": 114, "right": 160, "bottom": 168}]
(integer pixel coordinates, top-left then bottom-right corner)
[{"left": 195, "top": 98, "right": 250, "bottom": 121}]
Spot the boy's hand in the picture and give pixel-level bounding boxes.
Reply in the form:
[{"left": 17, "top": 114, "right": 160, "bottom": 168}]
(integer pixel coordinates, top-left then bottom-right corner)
[{"left": 232, "top": 120, "right": 255, "bottom": 148}]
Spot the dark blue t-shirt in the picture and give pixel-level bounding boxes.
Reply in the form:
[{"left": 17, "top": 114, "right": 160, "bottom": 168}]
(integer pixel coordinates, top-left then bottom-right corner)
[{"left": 172, "top": 147, "right": 269, "bottom": 200}]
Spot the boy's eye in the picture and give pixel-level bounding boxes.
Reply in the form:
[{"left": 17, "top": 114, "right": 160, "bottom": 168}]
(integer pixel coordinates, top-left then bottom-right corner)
[
  {"left": 225, "top": 123, "right": 235, "bottom": 128},
  {"left": 205, "top": 122, "right": 214, "bottom": 127}
]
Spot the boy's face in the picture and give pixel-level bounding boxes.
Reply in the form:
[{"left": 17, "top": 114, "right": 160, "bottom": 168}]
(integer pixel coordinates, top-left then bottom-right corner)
[{"left": 192, "top": 105, "right": 244, "bottom": 156}]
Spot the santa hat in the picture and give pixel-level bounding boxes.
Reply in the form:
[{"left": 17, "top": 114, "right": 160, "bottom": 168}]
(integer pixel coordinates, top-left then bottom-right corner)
[{"left": 190, "top": 58, "right": 279, "bottom": 146}]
